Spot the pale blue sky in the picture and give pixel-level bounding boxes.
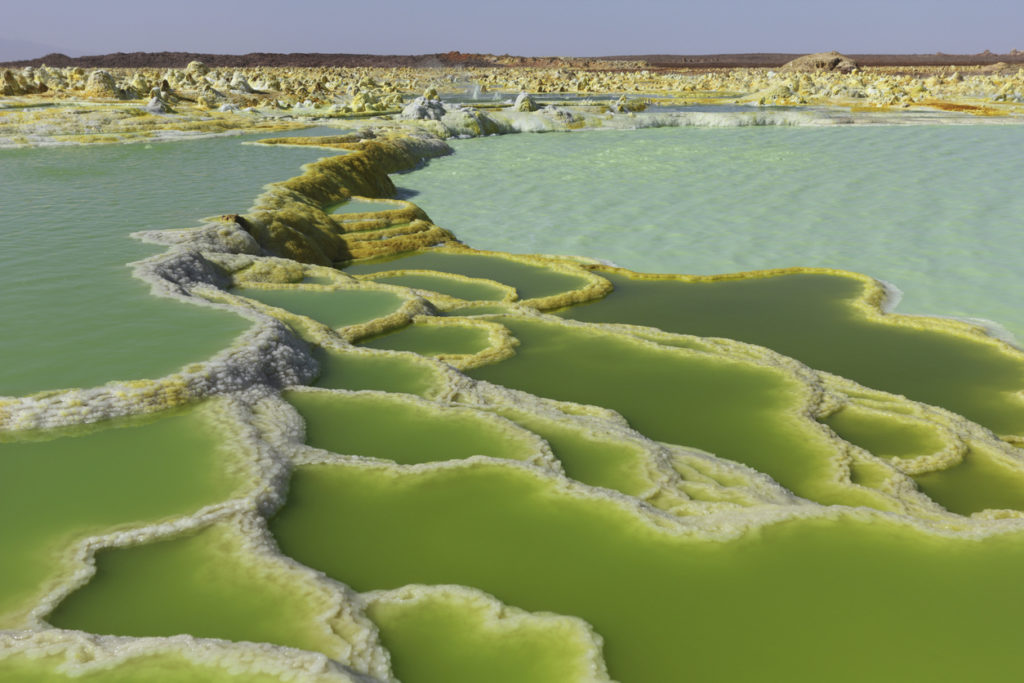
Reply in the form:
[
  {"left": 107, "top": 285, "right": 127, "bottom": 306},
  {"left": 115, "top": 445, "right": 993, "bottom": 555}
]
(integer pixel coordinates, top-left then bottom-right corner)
[{"left": 2, "top": 0, "right": 1021, "bottom": 61}]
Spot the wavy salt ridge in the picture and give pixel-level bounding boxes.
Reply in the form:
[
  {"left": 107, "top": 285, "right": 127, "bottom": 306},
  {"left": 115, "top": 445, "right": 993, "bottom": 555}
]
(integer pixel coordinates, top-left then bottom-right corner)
[
  {"left": 576, "top": 306, "right": 1024, "bottom": 524},
  {"left": 8, "top": 394, "right": 395, "bottom": 680},
  {"left": 0, "top": 630, "right": 377, "bottom": 682},
  {"left": 255, "top": 363, "right": 819, "bottom": 539},
  {"left": 0, "top": 132, "right": 452, "bottom": 430},
  {"left": 150, "top": 122, "right": 1024, "bottom": 535},
  {"left": 361, "top": 315, "right": 520, "bottom": 370},
  {"left": 288, "top": 443, "right": 829, "bottom": 544},
  {"left": 460, "top": 310, "right": 949, "bottom": 519},
  {"left": 590, "top": 312, "right": 1024, "bottom": 520},
  {"left": 0, "top": 400, "right": 265, "bottom": 629},
  {"left": 278, "top": 339, "right": 807, "bottom": 515},
  {"left": 363, "top": 584, "right": 614, "bottom": 682},
  {"left": 360, "top": 269, "right": 519, "bottom": 304},
  {"left": 283, "top": 264, "right": 1024, "bottom": 530},
  {"left": 277, "top": 368, "right": 1024, "bottom": 543},
  {"left": 203, "top": 277, "right": 436, "bottom": 346},
  {"left": 380, "top": 245, "right": 613, "bottom": 311},
  {"left": 0, "top": 248, "right": 317, "bottom": 431},
  {"left": 287, "top": 386, "right": 566, "bottom": 474},
  {"left": 586, "top": 264, "right": 1024, "bottom": 446}
]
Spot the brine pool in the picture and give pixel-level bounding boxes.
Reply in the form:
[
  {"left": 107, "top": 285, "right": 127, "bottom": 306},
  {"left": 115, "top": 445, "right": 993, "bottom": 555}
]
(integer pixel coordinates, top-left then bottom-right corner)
[
  {"left": 4, "top": 117, "right": 1024, "bottom": 683},
  {"left": 0, "top": 128, "right": 339, "bottom": 396},
  {"left": 403, "top": 125, "right": 1024, "bottom": 340}
]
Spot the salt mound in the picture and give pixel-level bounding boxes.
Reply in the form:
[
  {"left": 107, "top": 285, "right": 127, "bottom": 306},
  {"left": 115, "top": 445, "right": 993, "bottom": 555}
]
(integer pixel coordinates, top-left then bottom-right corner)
[
  {"left": 1, "top": 70, "right": 25, "bottom": 95},
  {"left": 145, "top": 87, "right": 172, "bottom": 113},
  {"left": 781, "top": 51, "right": 858, "bottom": 73},
  {"left": 400, "top": 96, "right": 446, "bottom": 120},
  {"left": 230, "top": 71, "right": 254, "bottom": 93},
  {"left": 514, "top": 92, "right": 538, "bottom": 112},
  {"left": 186, "top": 60, "right": 210, "bottom": 79},
  {"left": 83, "top": 70, "right": 124, "bottom": 98}
]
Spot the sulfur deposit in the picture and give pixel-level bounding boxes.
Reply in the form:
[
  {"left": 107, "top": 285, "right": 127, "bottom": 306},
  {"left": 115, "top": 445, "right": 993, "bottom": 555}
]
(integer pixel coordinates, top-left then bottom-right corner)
[{"left": 2, "top": 53, "right": 1024, "bottom": 148}]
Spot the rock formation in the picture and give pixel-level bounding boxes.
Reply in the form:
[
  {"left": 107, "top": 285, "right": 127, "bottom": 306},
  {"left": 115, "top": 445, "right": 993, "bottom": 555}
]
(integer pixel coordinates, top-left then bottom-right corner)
[
  {"left": 513, "top": 92, "right": 538, "bottom": 111},
  {"left": 780, "top": 51, "right": 858, "bottom": 73},
  {"left": 399, "top": 95, "right": 446, "bottom": 120},
  {"left": 83, "top": 70, "right": 124, "bottom": 98}
]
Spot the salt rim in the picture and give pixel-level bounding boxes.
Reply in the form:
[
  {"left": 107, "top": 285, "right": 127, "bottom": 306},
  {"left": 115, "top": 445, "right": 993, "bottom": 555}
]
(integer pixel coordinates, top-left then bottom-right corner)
[{"left": 362, "top": 583, "right": 614, "bottom": 682}]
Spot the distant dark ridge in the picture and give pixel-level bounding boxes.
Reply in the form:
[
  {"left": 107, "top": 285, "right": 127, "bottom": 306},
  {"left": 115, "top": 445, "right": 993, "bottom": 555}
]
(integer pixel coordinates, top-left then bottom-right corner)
[
  {"left": 0, "top": 50, "right": 500, "bottom": 69},
  {"left": 598, "top": 52, "right": 1024, "bottom": 69},
  {"left": 3, "top": 50, "right": 1023, "bottom": 71}
]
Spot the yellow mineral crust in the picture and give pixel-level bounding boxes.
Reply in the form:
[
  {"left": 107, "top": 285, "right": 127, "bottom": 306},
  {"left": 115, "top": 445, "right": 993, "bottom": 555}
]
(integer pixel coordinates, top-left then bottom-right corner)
[
  {"left": 0, "top": 630, "right": 367, "bottom": 683},
  {"left": 362, "top": 315, "right": 521, "bottom": 370},
  {"left": 360, "top": 269, "right": 520, "bottom": 304},
  {"left": 257, "top": 256, "right": 1024, "bottom": 526},
  {"left": 349, "top": 245, "right": 612, "bottom": 310},
  {"left": 3, "top": 58, "right": 1023, "bottom": 148},
  {"left": 240, "top": 135, "right": 456, "bottom": 265},
  {"left": 213, "top": 280, "right": 432, "bottom": 346}
]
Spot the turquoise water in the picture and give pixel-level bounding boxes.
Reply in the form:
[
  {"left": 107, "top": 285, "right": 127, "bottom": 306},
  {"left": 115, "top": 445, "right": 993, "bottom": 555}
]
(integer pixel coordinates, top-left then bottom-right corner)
[
  {"left": 401, "top": 125, "right": 1024, "bottom": 339},
  {"left": 0, "top": 130, "right": 333, "bottom": 396}
]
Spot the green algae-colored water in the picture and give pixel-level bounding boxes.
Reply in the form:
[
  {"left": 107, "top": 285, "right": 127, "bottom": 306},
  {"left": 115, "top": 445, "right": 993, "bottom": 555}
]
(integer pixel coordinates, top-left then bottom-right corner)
[
  {"left": 494, "top": 409, "right": 653, "bottom": 497},
  {"left": 367, "top": 591, "right": 599, "bottom": 683},
  {"left": 823, "top": 406, "right": 947, "bottom": 458},
  {"left": 8, "top": 118, "right": 1024, "bottom": 683},
  {"left": 312, "top": 348, "right": 440, "bottom": 396},
  {"left": 561, "top": 272, "right": 1024, "bottom": 437},
  {"left": 271, "top": 461, "right": 1024, "bottom": 683},
  {"left": 443, "top": 304, "right": 512, "bottom": 316},
  {"left": 912, "top": 448, "right": 1024, "bottom": 515},
  {"left": 287, "top": 390, "right": 538, "bottom": 464},
  {"left": 0, "top": 405, "right": 243, "bottom": 624},
  {"left": 362, "top": 321, "right": 492, "bottom": 356},
  {"left": 47, "top": 521, "right": 340, "bottom": 656},
  {"left": 345, "top": 251, "right": 589, "bottom": 301},
  {"left": 0, "top": 653, "right": 292, "bottom": 683},
  {"left": 0, "top": 131, "right": 332, "bottom": 396},
  {"left": 234, "top": 286, "right": 405, "bottom": 329},
  {"left": 469, "top": 317, "right": 864, "bottom": 507},
  {"left": 369, "top": 272, "right": 510, "bottom": 301},
  {"left": 403, "top": 124, "right": 1024, "bottom": 339}
]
